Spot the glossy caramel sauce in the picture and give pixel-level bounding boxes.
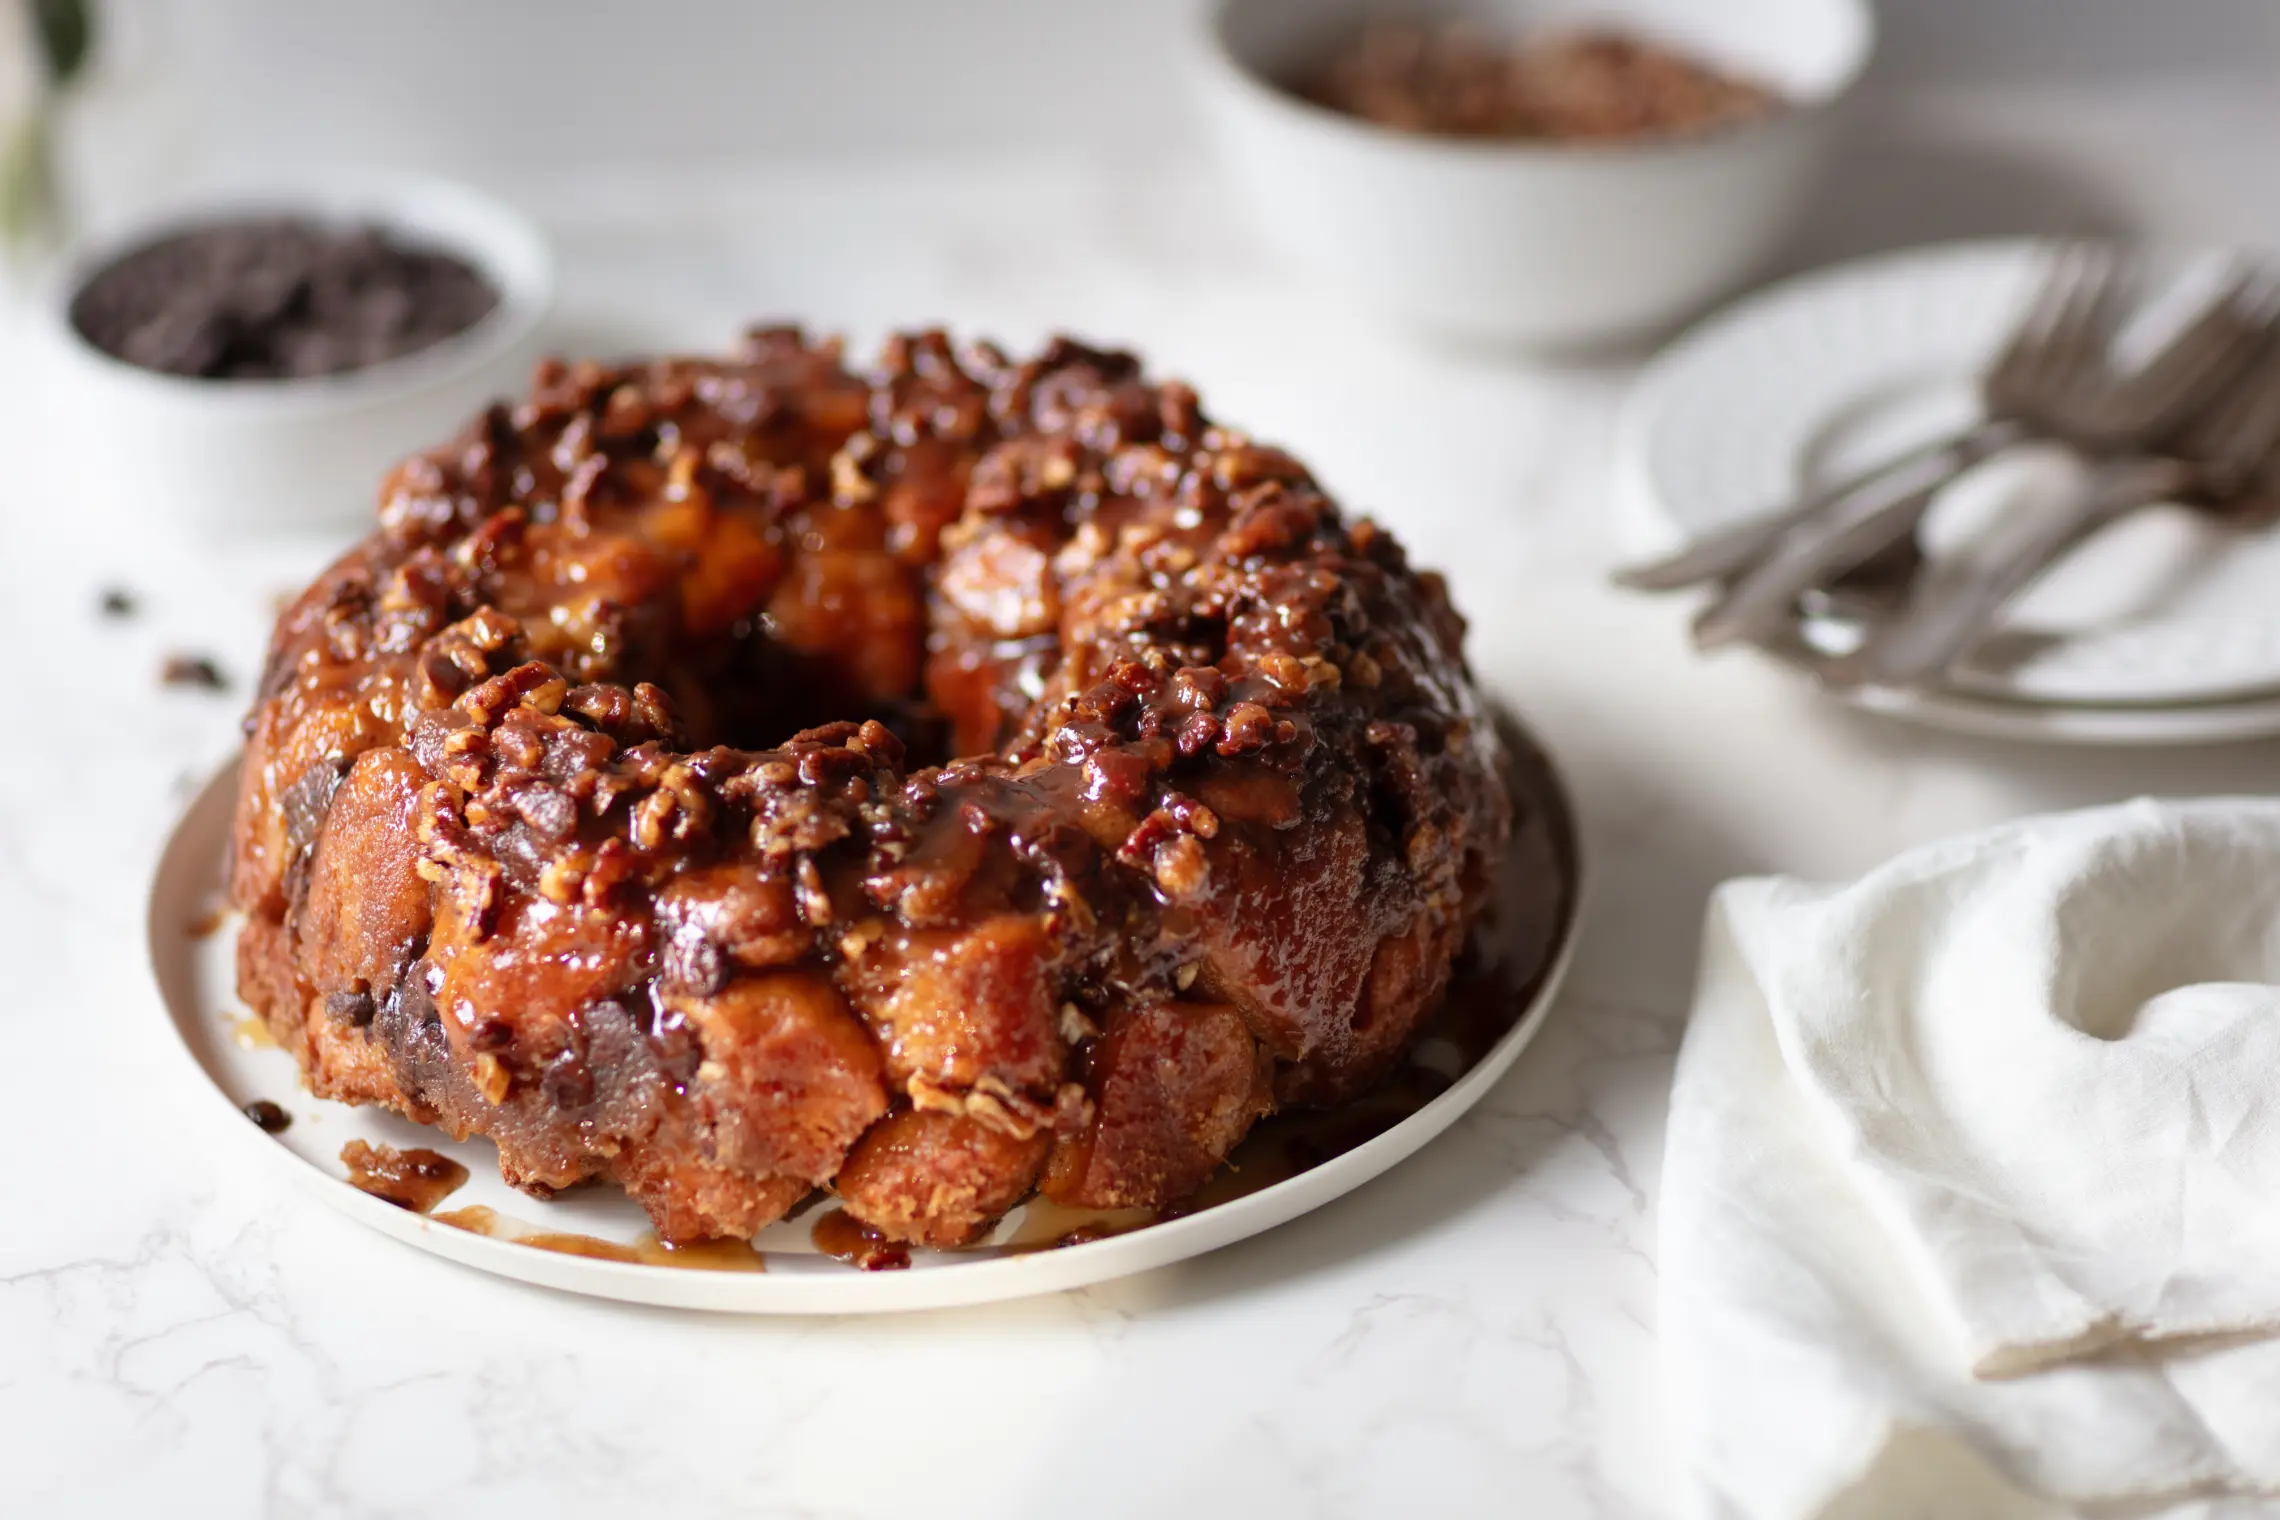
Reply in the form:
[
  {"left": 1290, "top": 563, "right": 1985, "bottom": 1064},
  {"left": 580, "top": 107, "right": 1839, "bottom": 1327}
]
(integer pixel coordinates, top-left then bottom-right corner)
[
  {"left": 1009, "top": 956, "right": 1542, "bottom": 1240},
  {"left": 1007, "top": 722, "right": 1577, "bottom": 1249},
  {"left": 999, "top": 1198, "right": 1158, "bottom": 1254},
  {"left": 389, "top": 869, "right": 1557, "bottom": 1270},
  {"left": 638, "top": 1234, "right": 766, "bottom": 1271},
  {"left": 342, "top": 724, "right": 1574, "bottom": 1274},
  {"left": 434, "top": 1205, "right": 765, "bottom": 1271},
  {"left": 234, "top": 326, "right": 1526, "bottom": 1257},
  {"left": 810, "top": 1208, "right": 912, "bottom": 1271},
  {"left": 341, "top": 1139, "right": 470, "bottom": 1213}
]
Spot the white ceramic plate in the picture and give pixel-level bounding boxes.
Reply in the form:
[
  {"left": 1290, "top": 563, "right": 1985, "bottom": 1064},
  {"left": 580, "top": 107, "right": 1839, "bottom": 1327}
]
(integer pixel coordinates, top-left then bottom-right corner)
[
  {"left": 150, "top": 753, "right": 1578, "bottom": 1314},
  {"left": 1751, "top": 629, "right": 2280, "bottom": 746},
  {"left": 1620, "top": 238, "right": 2280, "bottom": 738}
]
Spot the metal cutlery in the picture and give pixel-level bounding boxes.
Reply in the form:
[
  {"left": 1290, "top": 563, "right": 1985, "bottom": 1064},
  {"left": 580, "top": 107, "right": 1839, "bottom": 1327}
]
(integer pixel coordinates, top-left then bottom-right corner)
[
  {"left": 1614, "top": 243, "right": 2132, "bottom": 597},
  {"left": 1613, "top": 245, "right": 2280, "bottom": 650},
  {"left": 1823, "top": 331, "right": 2280, "bottom": 689},
  {"left": 1687, "top": 251, "right": 2279, "bottom": 654}
]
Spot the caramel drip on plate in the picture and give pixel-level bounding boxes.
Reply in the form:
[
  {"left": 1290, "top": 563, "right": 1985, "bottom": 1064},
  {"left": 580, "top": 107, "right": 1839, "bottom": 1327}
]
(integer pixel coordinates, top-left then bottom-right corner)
[{"left": 435, "top": 1205, "right": 765, "bottom": 1271}]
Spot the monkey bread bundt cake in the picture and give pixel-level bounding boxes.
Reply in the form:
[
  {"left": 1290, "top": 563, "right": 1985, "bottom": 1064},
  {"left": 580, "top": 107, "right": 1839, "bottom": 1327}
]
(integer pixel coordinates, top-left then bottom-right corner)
[{"left": 229, "top": 328, "right": 1516, "bottom": 1248}]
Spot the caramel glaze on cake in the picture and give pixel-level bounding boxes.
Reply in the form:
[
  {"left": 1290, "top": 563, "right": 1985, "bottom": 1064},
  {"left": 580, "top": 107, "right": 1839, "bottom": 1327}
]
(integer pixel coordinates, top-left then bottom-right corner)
[{"left": 230, "top": 328, "right": 1515, "bottom": 1248}]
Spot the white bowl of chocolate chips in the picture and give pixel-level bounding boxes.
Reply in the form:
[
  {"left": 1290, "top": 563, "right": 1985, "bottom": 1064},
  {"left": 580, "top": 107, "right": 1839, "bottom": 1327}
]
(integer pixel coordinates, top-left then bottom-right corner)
[{"left": 34, "top": 174, "right": 554, "bottom": 537}]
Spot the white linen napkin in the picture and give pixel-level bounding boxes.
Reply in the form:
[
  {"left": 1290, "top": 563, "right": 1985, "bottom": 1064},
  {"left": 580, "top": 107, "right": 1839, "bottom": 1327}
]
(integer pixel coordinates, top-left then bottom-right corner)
[{"left": 1661, "top": 798, "right": 2280, "bottom": 1519}]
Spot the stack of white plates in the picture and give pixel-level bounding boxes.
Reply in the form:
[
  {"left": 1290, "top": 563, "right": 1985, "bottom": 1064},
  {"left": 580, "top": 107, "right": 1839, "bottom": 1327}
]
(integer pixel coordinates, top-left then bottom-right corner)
[{"left": 1620, "top": 239, "right": 2280, "bottom": 745}]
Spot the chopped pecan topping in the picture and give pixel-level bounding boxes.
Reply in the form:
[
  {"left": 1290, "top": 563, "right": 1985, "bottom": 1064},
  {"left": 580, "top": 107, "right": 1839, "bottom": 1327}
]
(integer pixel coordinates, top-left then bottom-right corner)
[{"left": 229, "top": 325, "right": 1515, "bottom": 1255}]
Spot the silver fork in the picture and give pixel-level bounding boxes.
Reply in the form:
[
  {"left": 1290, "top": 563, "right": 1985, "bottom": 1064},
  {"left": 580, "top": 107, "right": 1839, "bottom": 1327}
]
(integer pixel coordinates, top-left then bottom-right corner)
[
  {"left": 1688, "top": 255, "right": 2276, "bottom": 653},
  {"left": 1614, "top": 244, "right": 2130, "bottom": 596},
  {"left": 1824, "top": 327, "right": 2280, "bottom": 690}
]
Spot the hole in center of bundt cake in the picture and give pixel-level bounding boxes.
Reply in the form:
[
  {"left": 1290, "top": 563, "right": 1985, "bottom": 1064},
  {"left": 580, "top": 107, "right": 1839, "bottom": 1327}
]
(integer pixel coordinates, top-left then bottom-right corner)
[{"left": 665, "top": 622, "right": 957, "bottom": 770}]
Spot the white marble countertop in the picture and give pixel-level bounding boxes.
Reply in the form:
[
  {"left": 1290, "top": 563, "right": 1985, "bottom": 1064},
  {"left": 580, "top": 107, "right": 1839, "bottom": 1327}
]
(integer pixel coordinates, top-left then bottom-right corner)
[{"left": 8, "top": 69, "right": 2280, "bottom": 1520}]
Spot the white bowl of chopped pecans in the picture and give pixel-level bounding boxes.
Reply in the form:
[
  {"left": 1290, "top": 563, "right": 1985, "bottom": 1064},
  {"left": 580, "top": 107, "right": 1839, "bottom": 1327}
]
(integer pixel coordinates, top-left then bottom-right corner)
[
  {"left": 30, "top": 172, "right": 555, "bottom": 538},
  {"left": 1192, "top": 0, "right": 1874, "bottom": 348}
]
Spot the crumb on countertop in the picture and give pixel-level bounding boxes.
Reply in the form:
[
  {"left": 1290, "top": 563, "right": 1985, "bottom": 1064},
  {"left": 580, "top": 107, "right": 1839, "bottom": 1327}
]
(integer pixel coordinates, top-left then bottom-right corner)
[{"left": 161, "top": 652, "right": 230, "bottom": 690}]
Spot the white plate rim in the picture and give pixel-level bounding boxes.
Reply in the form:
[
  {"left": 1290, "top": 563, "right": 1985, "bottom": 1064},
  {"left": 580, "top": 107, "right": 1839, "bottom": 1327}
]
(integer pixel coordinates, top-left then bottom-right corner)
[
  {"left": 1753, "top": 638, "right": 2280, "bottom": 745},
  {"left": 1617, "top": 235, "right": 2280, "bottom": 740},
  {"left": 149, "top": 755, "right": 1581, "bottom": 1314}
]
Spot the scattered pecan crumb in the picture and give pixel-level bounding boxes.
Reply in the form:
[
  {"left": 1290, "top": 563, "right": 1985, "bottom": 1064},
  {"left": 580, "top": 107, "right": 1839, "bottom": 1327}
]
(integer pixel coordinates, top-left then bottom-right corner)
[
  {"left": 98, "top": 586, "right": 138, "bottom": 619},
  {"left": 160, "top": 653, "right": 229, "bottom": 690},
  {"left": 473, "top": 1052, "right": 513, "bottom": 1105}
]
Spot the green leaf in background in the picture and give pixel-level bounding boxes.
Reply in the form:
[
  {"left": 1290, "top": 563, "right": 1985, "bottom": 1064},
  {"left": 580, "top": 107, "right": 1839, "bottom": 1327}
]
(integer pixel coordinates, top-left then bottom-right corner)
[
  {"left": 4, "top": 0, "right": 89, "bottom": 251},
  {"left": 31, "top": 0, "right": 93, "bottom": 88},
  {"left": 0, "top": 111, "right": 55, "bottom": 247}
]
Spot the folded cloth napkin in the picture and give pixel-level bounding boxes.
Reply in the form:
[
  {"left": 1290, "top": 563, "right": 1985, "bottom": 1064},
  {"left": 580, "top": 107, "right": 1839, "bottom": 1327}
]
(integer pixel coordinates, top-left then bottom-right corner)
[{"left": 1661, "top": 798, "right": 2280, "bottom": 1520}]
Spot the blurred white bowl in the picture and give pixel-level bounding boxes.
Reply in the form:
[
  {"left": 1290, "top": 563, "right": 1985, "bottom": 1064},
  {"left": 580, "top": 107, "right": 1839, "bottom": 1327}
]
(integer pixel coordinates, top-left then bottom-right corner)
[
  {"left": 1192, "top": 0, "right": 1875, "bottom": 348},
  {"left": 32, "top": 173, "right": 554, "bottom": 538}
]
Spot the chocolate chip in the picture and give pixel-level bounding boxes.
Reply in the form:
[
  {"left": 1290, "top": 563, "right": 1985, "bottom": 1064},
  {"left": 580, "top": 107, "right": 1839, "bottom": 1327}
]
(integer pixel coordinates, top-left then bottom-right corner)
[
  {"left": 70, "top": 217, "right": 498, "bottom": 382},
  {"left": 242, "top": 1099, "right": 292, "bottom": 1134},
  {"left": 540, "top": 1051, "right": 595, "bottom": 1109},
  {"left": 280, "top": 760, "right": 350, "bottom": 859},
  {"left": 325, "top": 986, "right": 376, "bottom": 1028}
]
